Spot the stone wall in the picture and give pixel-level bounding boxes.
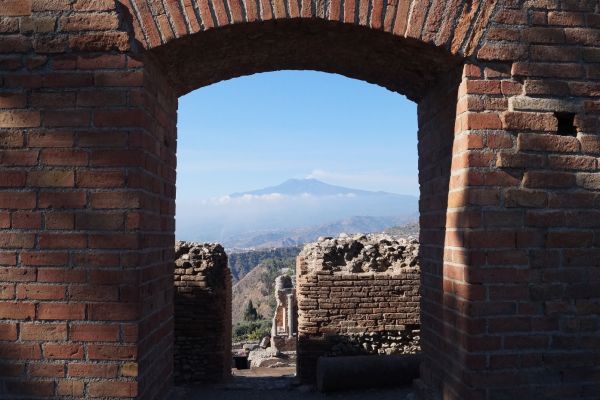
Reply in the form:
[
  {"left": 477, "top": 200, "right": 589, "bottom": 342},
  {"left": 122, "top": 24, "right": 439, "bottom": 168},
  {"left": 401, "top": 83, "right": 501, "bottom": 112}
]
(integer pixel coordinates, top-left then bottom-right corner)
[
  {"left": 296, "top": 234, "right": 420, "bottom": 382},
  {"left": 173, "top": 242, "right": 231, "bottom": 384}
]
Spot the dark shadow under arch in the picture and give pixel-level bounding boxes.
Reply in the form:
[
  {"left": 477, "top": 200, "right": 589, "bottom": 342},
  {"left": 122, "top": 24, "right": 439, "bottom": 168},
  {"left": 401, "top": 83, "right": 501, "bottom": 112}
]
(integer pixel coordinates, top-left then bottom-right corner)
[{"left": 147, "top": 19, "right": 462, "bottom": 101}]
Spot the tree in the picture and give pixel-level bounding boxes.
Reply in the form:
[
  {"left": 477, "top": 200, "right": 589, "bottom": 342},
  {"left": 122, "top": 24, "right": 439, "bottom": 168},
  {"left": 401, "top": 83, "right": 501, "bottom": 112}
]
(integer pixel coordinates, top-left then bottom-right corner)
[{"left": 243, "top": 300, "right": 260, "bottom": 321}]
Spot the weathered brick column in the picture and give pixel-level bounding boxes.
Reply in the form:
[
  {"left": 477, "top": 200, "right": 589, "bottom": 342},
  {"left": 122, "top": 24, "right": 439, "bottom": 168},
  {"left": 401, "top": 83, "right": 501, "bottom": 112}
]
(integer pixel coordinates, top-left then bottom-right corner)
[{"left": 173, "top": 242, "right": 231, "bottom": 383}]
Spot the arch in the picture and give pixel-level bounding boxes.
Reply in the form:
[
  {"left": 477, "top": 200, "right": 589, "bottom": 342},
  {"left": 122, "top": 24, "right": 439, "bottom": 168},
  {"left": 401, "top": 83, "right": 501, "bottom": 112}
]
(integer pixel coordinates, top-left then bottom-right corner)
[
  {"left": 119, "top": 0, "right": 499, "bottom": 60},
  {"left": 146, "top": 19, "right": 461, "bottom": 100},
  {"left": 136, "top": 14, "right": 464, "bottom": 397}
]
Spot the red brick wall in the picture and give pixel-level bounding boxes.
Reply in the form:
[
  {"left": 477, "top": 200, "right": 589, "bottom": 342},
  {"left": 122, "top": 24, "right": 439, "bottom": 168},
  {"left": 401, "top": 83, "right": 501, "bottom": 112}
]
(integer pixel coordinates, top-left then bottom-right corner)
[
  {"left": 1, "top": 0, "right": 600, "bottom": 399},
  {"left": 173, "top": 242, "right": 231, "bottom": 384},
  {"left": 296, "top": 270, "right": 421, "bottom": 382}
]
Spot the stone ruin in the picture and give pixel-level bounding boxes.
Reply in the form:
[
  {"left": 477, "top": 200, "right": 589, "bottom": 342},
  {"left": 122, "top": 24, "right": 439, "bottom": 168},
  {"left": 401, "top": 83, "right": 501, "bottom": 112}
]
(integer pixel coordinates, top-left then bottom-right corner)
[
  {"left": 296, "top": 233, "right": 420, "bottom": 382},
  {"left": 173, "top": 242, "right": 232, "bottom": 383},
  {"left": 247, "top": 274, "right": 298, "bottom": 368},
  {"left": 170, "top": 235, "right": 419, "bottom": 382},
  {"left": 271, "top": 275, "right": 297, "bottom": 351}
]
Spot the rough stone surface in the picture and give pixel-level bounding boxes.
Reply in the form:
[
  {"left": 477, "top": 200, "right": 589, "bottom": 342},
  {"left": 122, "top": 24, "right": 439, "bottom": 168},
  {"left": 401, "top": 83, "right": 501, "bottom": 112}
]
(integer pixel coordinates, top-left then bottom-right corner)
[
  {"left": 174, "top": 242, "right": 232, "bottom": 384},
  {"left": 296, "top": 234, "right": 420, "bottom": 382}
]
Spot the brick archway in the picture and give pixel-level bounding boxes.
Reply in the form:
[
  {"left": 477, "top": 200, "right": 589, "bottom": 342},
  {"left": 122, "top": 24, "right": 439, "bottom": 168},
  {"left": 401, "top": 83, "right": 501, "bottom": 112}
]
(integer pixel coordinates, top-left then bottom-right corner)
[{"left": 1, "top": 1, "right": 599, "bottom": 399}]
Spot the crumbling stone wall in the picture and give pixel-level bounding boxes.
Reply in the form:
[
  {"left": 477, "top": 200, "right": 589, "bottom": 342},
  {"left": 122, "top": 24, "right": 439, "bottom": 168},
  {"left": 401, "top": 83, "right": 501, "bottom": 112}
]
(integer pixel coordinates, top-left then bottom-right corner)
[
  {"left": 173, "top": 242, "right": 231, "bottom": 383},
  {"left": 296, "top": 234, "right": 420, "bottom": 382}
]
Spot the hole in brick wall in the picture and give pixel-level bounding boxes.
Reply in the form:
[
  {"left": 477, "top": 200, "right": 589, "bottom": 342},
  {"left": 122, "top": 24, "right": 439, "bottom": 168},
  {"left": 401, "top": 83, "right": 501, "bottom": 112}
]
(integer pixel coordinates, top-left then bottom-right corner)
[{"left": 555, "top": 112, "right": 576, "bottom": 137}]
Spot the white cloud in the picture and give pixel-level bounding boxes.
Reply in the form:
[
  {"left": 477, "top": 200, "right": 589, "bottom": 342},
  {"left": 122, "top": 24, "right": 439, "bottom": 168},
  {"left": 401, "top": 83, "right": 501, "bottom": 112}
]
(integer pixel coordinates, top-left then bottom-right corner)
[{"left": 306, "top": 169, "right": 418, "bottom": 195}]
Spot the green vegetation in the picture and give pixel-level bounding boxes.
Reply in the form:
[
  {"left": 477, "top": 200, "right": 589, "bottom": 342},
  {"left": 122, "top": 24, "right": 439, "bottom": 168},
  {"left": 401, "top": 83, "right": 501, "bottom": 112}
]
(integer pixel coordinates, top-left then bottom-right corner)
[
  {"left": 233, "top": 319, "right": 271, "bottom": 342},
  {"left": 243, "top": 300, "right": 260, "bottom": 321},
  {"left": 228, "top": 247, "right": 301, "bottom": 282},
  {"left": 231, "top": 252, "right": 297, "bottom": 343}
]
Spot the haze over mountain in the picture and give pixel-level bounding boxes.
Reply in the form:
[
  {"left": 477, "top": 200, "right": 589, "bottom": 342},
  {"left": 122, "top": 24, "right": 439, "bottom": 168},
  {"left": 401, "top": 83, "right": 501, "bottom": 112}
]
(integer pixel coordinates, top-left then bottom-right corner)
[{"left": 176, "top": 178, "right": 418, "bottom": 247}]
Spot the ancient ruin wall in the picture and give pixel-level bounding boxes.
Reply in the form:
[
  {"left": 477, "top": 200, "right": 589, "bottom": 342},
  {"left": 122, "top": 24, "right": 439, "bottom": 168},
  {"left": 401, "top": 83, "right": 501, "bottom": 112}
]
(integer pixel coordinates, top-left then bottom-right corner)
[
  {"left": 296, "top": 234, "right": 420, "bottom": 382},
  {"left": 173, "top": 242, "right": 231, "bottom": 383}
]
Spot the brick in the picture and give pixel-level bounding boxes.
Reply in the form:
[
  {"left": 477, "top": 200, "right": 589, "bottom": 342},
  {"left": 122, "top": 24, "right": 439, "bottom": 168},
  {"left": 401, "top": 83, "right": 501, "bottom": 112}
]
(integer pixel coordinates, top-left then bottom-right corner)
[
  {"left": 37, "top": 268, "right": 86, "bottom": 283},
  {"left": 0, "top": 0, "right": 32, "bottom": 16},
  {"left": 38, "top": 191, "right": 86, "bottom": 208},
  {"left": 68, "top": 362, "right": 118, "bottom": 377},
  {"left": 77, "top": 90, "right": 126, "bottom": 107},
  {"left": 0, "top": 284, "right": 15, "bottom": 299},
  {"left": 43, "top": 343, "right": 84, "bottom": 359},
  {"left": 29, "top": 363, "right": 65, "bottom": 377},
  {"left": 0, "top": 111, "right": 41, "bottom": 127},
  {"left": 60, "top": 12, "right": 119, "bottom": 31},
  {"left": 20, "top": 323, "right": 67, "bottom": 340},
  {"left": 576, "top": 173, "right": 600, "bottom": 190},
  {"left": 45, "top": 212, "right": 74, "bottom": 229},
  {"left": 69, "top": 31, "right": 129, "bottom": 52},
  {"left": 88, "top": 303, "right": 139, "bottom": 321},
  {"left": 69, "top": 323, "right": 119, "bottom": 342},
  {"left": 0, "top": 322, "right": 17, "bottom": 340},
  {"left": 76, "top": 170, "right": 125, "bottom": 188},
  {"left": 37, "top": 303, "right": 85, "bottom": 320},
  {"left": 0, "top": 233, "right": 36, "bottom": 248},
  {"left": 0, "top": 343, "right": 41, "bottom": 359},
  {"left": 0, "top": 171, "right": 26, "bottom": 187},
  {"left": 89, "top": 234, "right": 138, "bottom": 249},
  {"left": 523, "top": 171, "right": 575, "bottom": 189},
  {"left": 28, "top": 131, "right": 74, "bottom": 147},
  {"left": 95, "top": 71, "right": 143, "bottom": 86},
  {"left": 0, "top": 92, "right": 26, "bottom": 108},
  {"left": 73, "top": 0, "right": 115, "bottom": 11},
  {"left": 44, "top": 110, "right": 90, "bottom": 127},
  {"left": 39, "top": 233, "right": 86, "bottom": 249},
  {"left": 40, "top": 149, "right": 88, "bottom": 166},
  {"left": 94, "top": 109, "right": 144, "bottom": 127},
  {"left": 88, "top": 381, "right": 138, "bottom": 397},
  {"left": 505, "top": 189, "right": 547, "bottom": 208},
  {"left": 522, "top": 27, "right": 565, "bottom": 43},
  {"left": 88, "top": 344, "right": 137, "bottom": 360},
  {"left": 477, "top": 42, "right": 527, "bottom": 61},
  {"left": 548, "top": 155, "right": 596, "bottom": 171},
  {"left": 463, "top": 112, "right": 502, "bottom": 130},
  {"left": 56, "top": 380, "right": 84, "bottom": 397},
  {"left": 11, "top": 211, "right": 41, "bottom": 228},
  {"left": 68, "top": 284, "right": 118, "bottom": 301},
  {"left": 17, "top": 284, "right": 65, "bottom": 300},
  {"left": 512, "top": 62, "right": 583, "bottom": 79},
  {"left": 90, "top": 192, "right": 141, "bottom": 209},
  {"left": 502, "top": 112, "right": 558, "bottom": 131},
  {"left": 518, "top": 133, "right": 579, "bottom": 152},
  {"left": 27, "top": 170, "right": 74, "bottom": 187},
  {"left": 0, "top": 302, "right": 35, "bottom": 319},
  {"left": 0, "top": 192, "right": 36, "bottom": 209},
  {"left": 547, "top": 231, "right": 594, "bottom": 248}
]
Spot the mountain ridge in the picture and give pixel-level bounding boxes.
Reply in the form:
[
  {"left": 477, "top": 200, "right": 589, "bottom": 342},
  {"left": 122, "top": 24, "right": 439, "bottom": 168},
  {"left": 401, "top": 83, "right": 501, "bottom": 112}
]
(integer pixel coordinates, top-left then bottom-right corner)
[{"left": 230, "top": 178, "right": 402, "bottom": 197}]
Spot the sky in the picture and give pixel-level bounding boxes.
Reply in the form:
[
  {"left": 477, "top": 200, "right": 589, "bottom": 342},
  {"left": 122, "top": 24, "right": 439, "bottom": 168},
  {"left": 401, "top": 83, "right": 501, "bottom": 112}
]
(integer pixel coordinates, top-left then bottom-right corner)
[{"left": 177, "top": 70, "right": 419, "bottom": 203}]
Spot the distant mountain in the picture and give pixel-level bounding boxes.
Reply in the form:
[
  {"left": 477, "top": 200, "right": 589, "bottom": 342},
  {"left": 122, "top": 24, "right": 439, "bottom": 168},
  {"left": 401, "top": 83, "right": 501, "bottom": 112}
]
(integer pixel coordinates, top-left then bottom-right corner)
[
  {"left": 223, "top": 215, "right": 416, "bottom": 249},
  {"left": 176, "top": 178, "right": 418, "bottom": 243},
  {"left": 231, "top": 178, "right": 393, "bottom": 197}
]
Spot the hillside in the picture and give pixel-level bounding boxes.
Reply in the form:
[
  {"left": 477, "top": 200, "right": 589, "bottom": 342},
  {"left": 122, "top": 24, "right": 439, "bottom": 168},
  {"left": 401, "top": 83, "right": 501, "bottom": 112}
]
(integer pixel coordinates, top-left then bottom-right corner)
[
  {"left": 231, "top": 257, "right": 296, "bottom": 325},
  {"left": 231, "top": 264, "right": 270, "bottom": 325},
  {"left": 228, "top": 246, "right": 301, "bottom": 283},
  {"left": 223, "top": 215, "right": 415, "bottom": 249}
]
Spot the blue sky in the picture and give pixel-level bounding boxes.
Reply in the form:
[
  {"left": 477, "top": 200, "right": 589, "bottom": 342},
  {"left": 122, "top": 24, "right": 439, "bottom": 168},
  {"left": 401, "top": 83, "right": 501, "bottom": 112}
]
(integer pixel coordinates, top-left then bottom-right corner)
[{"left": 177, "top": 70, "right": 419, "bottom": 202}]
